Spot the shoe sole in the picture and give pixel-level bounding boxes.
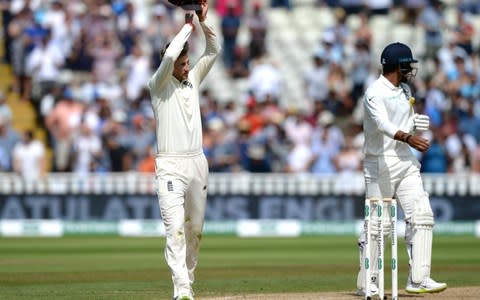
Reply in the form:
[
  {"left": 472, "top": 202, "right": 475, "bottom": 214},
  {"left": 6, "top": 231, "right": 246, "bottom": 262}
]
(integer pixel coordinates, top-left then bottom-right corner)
[{"left": 406, "top": 285, "right": 447, "bottom": 294}]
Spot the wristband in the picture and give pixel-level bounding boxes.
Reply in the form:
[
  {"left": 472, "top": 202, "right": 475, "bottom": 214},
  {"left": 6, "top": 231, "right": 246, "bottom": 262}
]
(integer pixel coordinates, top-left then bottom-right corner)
[{"left": 405, "top": 134, "right": 412, "bottom": 143}]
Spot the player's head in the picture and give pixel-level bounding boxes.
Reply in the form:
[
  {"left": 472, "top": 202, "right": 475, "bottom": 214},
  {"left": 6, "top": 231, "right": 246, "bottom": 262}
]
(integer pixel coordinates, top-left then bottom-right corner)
[
  {"left": 161, "top": 42, "right": 190, "bottom": 81},
  {"left": 380, "top": 42, "right": 418, "bottom": 83}
]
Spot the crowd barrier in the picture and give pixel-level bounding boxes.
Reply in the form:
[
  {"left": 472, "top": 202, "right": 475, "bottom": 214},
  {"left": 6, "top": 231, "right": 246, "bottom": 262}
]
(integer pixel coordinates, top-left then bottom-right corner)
[{"left": 1, "top": 172, "right": 480, "bottom": 196}]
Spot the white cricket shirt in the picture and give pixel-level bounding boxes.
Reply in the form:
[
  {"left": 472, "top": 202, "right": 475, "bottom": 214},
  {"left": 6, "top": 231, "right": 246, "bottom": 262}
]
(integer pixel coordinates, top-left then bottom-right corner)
[
  {"left": 148, "top": 22, "right": 220, "bottom": 155},
  {"left": 363, "top": 75, "right": 414, "bottom": 157}
]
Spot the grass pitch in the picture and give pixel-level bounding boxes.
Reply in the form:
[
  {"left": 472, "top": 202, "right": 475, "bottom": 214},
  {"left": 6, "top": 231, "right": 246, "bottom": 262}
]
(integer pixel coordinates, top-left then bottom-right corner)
[{"left": 1, "top": 235, "right": 479, "bottom": 299}]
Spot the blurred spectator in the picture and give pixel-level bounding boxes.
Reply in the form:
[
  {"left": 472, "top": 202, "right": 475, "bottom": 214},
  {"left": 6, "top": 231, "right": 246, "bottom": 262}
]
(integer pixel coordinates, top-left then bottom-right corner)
[
  {"left": 417, "top": 0, "right": 445, "bottom": 62},
  {"left": 354, "top": 9, "right": 373, "bottom": 48},
  {"left": 458, "top": 100, "right": 480, "bottom": 143},
  {"left": 453, "top": 11, "right": 475, "bottom": 56},
  {"left": 470, "top": 145, "right": 480, "bottom": 172},
  {"left": 264, "top": 112, "right": 290, "bottom": 172},
  {"left": 41, "top": 1, "right": 70, "bottom": 55},
  {"left": 423, "top": 77, "right": 447, "bottom": 127},
  {"left": 145, "top": 3, "right": 173, "bottom": 69},
  {"left": 221, "top": 3, "right": 241, "bottom": 69},
  {"left": 0, "top": 114, "right": 20, "bottom": 171},
  {"left": 437, "top": 36, "right": 471, "bottom": 75},
  {"left": 239, "top": 96, "right": 264, "bottom": 136},
  {"left": 222, "top": 100, "right": 242, "bottom": 128},
  {"left": 72, "top": 119, "right": 102, "bottom": 175},
  {"left": 244, "top": 140, "right": 273, "bottom": 172},
  {"left": 137, "top": 146, "right": 155, "bottom": 173},
  {"left": 103, "top": 131, "right": 133, "bottom": 172},
  {"left": 284, "top": 110, "right": 314, "bottom": 173},
  {"left": 116, "top": 2, "right": 141, "bottom": 56},
  {"left": 444, "top": 118, "right": 475, "bottom": 173},
  {"left": 203, "top": 97, "right": 224, "bottom": 126},
  {"left": 229, "top": 47, "right": 250, "bottom": 78},
  {"left": 1, "top": 0, "right": 12, "bottom": 63},
  {"left": 44, "top": 89, "right": 85, "bottom": 171},
  {"left": 248, "top": 58, "right": 282, "bottom": 103},
  {"left": 215, "top": 0, "right": 243, "bottom": 18},
  {"left": 304, "top": 48, "right": 330, "bottom": 104},
  {"left": 8, "top": 7, "right": 34, "bottom": 101},
  {"left": 317, "top": 30, "right": 343, "bottom": 65},
  {"left": 65, "top": 26, "right": 93, "bottom": 73},
  {"left": 285, "top": 138, "right": 313, "bottom": 173},
  {"left": 89, "top": 32, "right": 123, "bottom": 82},
  {"left": 127, "top": 114, "right": 155, "bottom": 168},
  {"left": 458, "top": 0, "right": 480, "bottom": 14},
  {"left": 310, "top": 111, "right": 344, "bottom": 174},
  {"left": 326, "top": 64, "right": 352, "bottom": 115},
  {"left": 25, "top": 29, "right": 65, "bottom": 104},
  {"left": 0, "top": 91, "right": 12, "bottom": 122},
  {"left": 205, "top": 117, "right": 240, "bottom": 172},
  {"left": 420, "top": 128, "right": 448, "bottom": 173},
  {"left": 247, "top": 2, "right": 268, "bottom": 60},
  {"left": 446, "top": 54, "right": 475, "bottom": 98},
  {"left": 350, "top": 40, "right": 371, "bottom": 104},
  {"left": 284, "top": 109, "right": 313, "bottom": 147},
  {"left": 334, "top": 135, "right": 362, "bottom": 173},
  {"left": 12, "top": 129, "right": 46, "bottom": 180},
  {"left": 121, "top": 42, "right": 150, "bottom": 102},
  {"left": 329, "top": 8, "right": 349, "bottom": 54}
]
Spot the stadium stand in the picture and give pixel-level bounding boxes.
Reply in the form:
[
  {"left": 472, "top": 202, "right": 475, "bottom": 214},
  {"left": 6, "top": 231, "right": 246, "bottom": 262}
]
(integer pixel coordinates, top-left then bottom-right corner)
[{"left": 1, "top": 0, "right": 480, "bottom": 176}]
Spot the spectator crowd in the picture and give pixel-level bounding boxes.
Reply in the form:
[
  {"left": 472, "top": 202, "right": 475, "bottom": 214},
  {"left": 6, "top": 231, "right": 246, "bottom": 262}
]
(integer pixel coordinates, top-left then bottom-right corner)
[{"left": 1, "top": 0, "right": 480, "bottom": 181}]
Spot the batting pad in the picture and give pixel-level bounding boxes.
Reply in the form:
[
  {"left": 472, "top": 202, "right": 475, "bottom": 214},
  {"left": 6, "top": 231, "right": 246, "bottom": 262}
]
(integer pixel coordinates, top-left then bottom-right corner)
[{"left": 411, "top": 192, "right": 434, "bottom": 283}]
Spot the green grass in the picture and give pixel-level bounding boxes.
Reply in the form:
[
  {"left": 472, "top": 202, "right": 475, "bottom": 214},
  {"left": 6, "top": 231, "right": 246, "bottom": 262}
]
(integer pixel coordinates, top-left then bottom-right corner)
[{"left": 0, "top": 235, "right": 479, "bottom": 299}]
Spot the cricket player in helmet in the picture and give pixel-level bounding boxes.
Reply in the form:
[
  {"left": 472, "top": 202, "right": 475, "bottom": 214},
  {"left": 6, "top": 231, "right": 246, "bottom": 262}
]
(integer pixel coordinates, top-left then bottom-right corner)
[
  {"left": 356, "top": 42, "right": 447, "bottom": 296},
  {"left": 148, "top": 2, "right": 220, "bottom": 300}
]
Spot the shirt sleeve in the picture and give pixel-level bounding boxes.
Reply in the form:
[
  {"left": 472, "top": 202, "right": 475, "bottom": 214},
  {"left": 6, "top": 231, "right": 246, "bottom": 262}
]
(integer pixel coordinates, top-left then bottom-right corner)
[
  {"left": 191, "top": 22, "right": 221, "bottom": 85},
  {"left": 148, "top": 24, "right": 194, "bottom": 94},
  {"left": 364, "top": 90, "right": 399, "bottom": 138}
]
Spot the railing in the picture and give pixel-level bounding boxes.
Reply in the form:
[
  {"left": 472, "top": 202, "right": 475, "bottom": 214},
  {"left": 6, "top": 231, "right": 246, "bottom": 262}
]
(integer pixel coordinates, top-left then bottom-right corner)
[{"left": 1, "top": 172, "right": 480, "bottom": 196}]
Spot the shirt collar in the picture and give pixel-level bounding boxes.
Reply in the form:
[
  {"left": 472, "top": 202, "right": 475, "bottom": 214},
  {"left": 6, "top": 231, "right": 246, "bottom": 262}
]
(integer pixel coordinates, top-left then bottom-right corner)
[
  {"left": 173, "top": 76, "right": 192, "bottom": 88},
  {"left": 379, "top": 75, "right": 401, "bottom": 91},
  {"left": 182, "top": 80, "right": 192, "bottom": 88}
]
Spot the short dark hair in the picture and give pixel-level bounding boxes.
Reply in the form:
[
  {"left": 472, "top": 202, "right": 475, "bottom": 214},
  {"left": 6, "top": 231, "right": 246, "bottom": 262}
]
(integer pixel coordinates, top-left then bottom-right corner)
[
  {"left": 382, "top": 64, "right": 398, "bottom": 74},
  {"left": 160, "top": 42, "right": 189, "bottom": 61}
]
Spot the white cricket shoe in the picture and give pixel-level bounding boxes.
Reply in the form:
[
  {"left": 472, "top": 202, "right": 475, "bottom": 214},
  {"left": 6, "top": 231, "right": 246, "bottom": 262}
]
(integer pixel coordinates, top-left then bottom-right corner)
[
  {"left": 406, "top": 277, "right": 447, "bottom": 294},
  {"left": 356, "top": 282, "right": 379, "bottom": 297},
  {"left": 174, "top": 295, "right": 194, "bottom": 300}
]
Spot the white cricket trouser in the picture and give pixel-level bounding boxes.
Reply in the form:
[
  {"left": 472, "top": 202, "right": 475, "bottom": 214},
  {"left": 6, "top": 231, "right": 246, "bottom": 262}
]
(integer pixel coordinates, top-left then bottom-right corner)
[
  {"left": 357, "top": 155, "right": 426, "bottom": 289},
  {"left": 155, "top": 151, "right": 208, "bottom": 298}
]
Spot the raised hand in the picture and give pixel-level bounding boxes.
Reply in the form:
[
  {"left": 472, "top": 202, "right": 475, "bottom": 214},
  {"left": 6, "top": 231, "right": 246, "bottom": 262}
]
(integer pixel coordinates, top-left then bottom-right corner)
[{"left": 185, "top": 12, "right": 195, "bottom": 30}]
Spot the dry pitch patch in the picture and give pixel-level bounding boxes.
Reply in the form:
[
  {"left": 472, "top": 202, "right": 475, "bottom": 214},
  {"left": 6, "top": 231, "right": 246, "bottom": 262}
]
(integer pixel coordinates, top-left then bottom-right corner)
[{"left": 205, "top": 287, "right": 480, "bottom": 299}]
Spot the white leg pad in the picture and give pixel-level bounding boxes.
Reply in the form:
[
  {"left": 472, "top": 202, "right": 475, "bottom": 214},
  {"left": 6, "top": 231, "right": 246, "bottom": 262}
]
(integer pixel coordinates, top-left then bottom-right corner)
[{"left": 411, "top": 192, "right": 434, "bottom": 283}]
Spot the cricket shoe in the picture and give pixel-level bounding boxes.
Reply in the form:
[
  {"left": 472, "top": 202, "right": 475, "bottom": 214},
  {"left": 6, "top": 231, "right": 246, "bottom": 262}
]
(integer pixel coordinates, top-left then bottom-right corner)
[
  {"left": 356, "top": 283, "right": 379, "bottom": 297},
  {"left": 174, "top": 296, "right": 193, "bottom": 300},
  {"left": 406, "top": 277, "right": 447, "bottom": 294}
]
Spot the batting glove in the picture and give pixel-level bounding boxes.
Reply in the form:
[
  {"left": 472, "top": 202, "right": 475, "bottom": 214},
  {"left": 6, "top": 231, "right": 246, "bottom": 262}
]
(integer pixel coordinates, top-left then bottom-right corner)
[{"left": 413, "top": 114, "right": 430, "bottom": 132}]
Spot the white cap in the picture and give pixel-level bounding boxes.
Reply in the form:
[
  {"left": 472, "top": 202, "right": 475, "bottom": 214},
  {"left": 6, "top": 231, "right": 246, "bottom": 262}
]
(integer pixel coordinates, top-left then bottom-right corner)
[
  {"left": 207, "top": 117, "right": 224, "bottom": 132},
  {"left": 322, "top": 30, "right": 335, "bottom": 44},
  {"left": 318, "top": 111, "right": 334, "bottom": 126},
  {"left": 112, "top": 110, "right": 127, "bottom": 123}
]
